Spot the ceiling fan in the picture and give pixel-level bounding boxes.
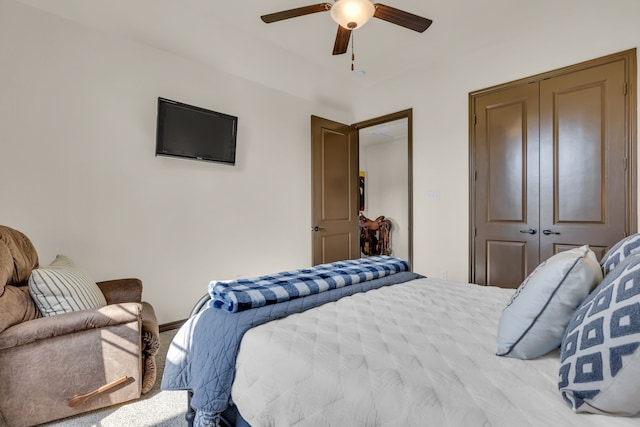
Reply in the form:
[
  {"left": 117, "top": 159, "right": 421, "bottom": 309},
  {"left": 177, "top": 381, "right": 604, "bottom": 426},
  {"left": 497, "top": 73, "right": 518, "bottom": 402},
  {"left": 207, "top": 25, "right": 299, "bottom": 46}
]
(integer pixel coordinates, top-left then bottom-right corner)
[{"left": 261, "top": 0, "right": 433, "bottom": 56}]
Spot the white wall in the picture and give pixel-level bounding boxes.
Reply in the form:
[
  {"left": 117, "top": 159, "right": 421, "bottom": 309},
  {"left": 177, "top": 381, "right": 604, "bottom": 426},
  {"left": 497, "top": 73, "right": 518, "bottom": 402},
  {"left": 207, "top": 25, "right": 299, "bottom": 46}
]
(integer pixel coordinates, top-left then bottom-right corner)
[
  {"left": 0, "top": 0, "right": 351, "bottom": 323},
  {"left": 2, "top": 1, "right": 639, "bottom": 323},
  {"left": 351, "top": 6, "right": 640, "bottom": 283}
]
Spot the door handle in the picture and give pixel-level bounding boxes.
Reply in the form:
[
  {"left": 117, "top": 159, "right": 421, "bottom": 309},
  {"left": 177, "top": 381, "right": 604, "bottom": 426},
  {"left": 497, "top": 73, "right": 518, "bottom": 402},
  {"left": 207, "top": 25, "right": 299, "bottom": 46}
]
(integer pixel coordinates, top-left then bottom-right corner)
[
  {"left": 542, "top": 229, "right": 561, "bottom": 235},
  {"left": 312, "top": 226, "right": 326, "bottom": 232},
  {"left": 519, "top": 228, "right": 537, "bottom": 235}
]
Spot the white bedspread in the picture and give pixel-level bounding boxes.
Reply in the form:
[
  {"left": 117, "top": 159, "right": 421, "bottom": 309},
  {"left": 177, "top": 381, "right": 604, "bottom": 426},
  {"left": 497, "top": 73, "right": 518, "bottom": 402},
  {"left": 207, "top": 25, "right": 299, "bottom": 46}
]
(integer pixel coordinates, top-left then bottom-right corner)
[{"left": 231, "top": 278, "right": 640, "bottom": 427}]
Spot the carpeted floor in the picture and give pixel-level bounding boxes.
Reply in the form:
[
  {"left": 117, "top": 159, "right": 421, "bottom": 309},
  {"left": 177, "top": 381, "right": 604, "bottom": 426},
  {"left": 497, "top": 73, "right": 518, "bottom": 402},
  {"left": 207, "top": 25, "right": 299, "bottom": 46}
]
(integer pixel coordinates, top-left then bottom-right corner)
[{"left": 1, "top": 329, "right": 189, "bottom": 427}]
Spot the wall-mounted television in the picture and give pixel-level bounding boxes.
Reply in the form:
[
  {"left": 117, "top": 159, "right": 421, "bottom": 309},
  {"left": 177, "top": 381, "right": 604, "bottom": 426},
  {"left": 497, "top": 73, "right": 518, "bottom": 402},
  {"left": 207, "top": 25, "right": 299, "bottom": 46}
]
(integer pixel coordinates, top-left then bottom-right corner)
[{"left": 156, "top": 97, "right": 238, "bottom": 165}]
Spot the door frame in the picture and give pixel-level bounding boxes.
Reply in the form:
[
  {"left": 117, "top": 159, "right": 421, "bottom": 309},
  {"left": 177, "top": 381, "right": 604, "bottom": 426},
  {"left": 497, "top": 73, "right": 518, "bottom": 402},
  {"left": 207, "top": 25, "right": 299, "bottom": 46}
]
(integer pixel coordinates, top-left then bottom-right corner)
[
  {"left": 354, "top": 109, "right": 414, "bottom": 268},
  {"left": 468, "top": 48, "right": 638, "bottom": 283}
]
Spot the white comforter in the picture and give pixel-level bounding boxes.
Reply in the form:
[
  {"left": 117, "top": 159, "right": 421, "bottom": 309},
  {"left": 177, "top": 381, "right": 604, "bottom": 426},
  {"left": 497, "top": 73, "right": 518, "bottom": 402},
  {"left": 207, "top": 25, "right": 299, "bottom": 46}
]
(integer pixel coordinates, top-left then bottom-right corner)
[{"left": 231, "top": 278, "right": 640, "bottom": 427}]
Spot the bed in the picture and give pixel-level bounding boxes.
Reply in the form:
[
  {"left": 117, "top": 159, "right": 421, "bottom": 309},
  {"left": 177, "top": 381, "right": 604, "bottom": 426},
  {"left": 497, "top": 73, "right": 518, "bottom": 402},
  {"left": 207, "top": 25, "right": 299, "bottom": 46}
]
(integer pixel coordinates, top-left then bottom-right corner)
[{"left": 161, "top": 247, "right": 640, "bottom": 427}]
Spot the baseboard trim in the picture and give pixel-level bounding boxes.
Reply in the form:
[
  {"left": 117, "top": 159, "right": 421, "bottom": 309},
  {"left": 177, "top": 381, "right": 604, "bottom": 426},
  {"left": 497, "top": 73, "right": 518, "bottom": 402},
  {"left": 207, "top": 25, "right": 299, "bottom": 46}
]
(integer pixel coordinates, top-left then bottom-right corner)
[{"left": 159, "top": 319, "right": 187, "bottom": 332}]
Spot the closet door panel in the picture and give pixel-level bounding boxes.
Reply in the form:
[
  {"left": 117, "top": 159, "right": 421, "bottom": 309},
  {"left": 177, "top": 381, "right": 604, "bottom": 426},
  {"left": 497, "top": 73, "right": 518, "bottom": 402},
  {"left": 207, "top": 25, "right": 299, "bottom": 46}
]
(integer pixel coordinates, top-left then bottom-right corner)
[
  {"left": 539, "top": 59, "right": 627, "bottom": 261},
  {"left": 473, "top": 83, "right": 540, "bottom": 287},
  {"left": 554, "top": 84, "right": 603, "bottom": 222}
]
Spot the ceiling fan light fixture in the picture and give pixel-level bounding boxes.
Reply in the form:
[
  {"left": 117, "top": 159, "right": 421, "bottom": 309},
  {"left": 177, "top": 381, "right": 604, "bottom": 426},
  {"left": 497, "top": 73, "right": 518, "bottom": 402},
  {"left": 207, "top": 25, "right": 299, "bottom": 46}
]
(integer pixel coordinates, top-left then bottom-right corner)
[{"left": 330, "top": 0, "right": 375, "bottom": 30}]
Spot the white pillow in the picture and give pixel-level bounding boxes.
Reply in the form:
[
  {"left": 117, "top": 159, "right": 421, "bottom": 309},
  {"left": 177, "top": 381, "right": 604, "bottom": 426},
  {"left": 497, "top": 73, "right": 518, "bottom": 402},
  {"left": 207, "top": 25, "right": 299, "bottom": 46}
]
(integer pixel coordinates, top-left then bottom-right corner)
[
  {"left": 29, "top": 255, "right": 107, "bottom": 316},
  {"left": 559, "top": 253, "right": 640, "bottom": 415},
  {"left": 496, "top": 245, "right": 602, "bottom": 359}
]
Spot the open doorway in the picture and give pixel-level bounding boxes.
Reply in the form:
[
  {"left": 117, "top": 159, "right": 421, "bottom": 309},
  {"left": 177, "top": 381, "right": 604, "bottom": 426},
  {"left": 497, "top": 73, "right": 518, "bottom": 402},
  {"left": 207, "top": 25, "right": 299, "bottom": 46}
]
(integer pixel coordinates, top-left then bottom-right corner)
[
  {"left": 310, "top": 110, "right": 413, "bottom": 268},
  {"left": 355, "top": 110, "right": 413, "bottom": 267}
]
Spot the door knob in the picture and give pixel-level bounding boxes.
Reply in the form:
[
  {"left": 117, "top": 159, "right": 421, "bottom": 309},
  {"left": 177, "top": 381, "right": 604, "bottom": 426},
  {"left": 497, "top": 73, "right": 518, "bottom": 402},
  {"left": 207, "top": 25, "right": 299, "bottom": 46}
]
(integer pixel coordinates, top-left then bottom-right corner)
[
  {"left": 542, "top": 229, "right": 560, "bottom": 235},
  {"left": 312, "top": 226, "right": 326, "bottom": 232},
  {"left": 519, "top": 228, "right": 537, "bottom": 235}
]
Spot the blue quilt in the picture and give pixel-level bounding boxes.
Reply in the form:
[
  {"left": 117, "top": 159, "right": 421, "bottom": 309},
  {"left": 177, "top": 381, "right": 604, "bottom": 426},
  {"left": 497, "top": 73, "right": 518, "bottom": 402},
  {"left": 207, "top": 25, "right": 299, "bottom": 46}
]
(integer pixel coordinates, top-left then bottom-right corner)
[
  {"left": 209, "top": 256, "right": 410, "bottom": 312},
  {"left": 161, "top": 269, "right": 423, "bottom": 427}
]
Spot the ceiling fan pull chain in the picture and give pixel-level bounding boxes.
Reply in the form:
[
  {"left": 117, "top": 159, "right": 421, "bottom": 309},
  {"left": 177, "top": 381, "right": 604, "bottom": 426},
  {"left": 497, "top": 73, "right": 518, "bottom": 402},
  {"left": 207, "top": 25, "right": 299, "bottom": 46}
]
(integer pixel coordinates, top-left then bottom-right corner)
[{"left": 351, "top": 32, "right": 355, "bottom": 71}]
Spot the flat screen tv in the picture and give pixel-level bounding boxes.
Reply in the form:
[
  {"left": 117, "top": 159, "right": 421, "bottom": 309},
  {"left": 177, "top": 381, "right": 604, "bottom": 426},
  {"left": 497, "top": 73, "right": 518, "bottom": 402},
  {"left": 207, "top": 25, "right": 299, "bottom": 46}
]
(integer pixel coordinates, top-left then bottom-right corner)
[{"left": 156, "top": 97, "right": 238, "bottom": 165}]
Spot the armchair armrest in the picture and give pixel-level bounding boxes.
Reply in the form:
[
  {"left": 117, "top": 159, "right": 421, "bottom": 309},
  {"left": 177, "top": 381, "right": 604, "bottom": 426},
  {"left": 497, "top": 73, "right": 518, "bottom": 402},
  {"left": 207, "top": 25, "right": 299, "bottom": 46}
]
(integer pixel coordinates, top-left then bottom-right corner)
[
  {"left": 97, "top": 278, "right": 142, "bottom": 304},
  {"left": 0, "top": 302, "right": 142, "bottom": 350}
]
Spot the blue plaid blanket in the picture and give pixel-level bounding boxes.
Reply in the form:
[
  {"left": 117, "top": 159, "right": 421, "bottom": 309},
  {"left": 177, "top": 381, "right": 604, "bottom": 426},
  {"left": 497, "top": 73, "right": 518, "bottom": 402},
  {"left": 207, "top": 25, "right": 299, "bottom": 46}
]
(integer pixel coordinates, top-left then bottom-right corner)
[{"left": 208, "top": 256, "right": 410, "bottom": 312}]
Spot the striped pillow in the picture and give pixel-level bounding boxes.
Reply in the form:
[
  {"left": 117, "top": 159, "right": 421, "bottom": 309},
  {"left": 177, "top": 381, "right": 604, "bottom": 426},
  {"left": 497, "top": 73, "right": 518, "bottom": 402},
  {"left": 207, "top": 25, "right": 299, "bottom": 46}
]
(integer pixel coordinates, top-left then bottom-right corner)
[{"left": 28, "top": 255, "right": 107, "bottom": 316}]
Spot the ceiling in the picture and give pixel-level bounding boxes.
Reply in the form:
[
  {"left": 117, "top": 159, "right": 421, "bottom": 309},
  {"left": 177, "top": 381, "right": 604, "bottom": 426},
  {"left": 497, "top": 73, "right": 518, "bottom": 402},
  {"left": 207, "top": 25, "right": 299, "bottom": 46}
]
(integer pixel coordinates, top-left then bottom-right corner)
[
  {"left": 360, "top": 118, "right": 407, "bottom": 147},
  {"left": 14, "top": 0, "right": 638, "bottom": 110}
]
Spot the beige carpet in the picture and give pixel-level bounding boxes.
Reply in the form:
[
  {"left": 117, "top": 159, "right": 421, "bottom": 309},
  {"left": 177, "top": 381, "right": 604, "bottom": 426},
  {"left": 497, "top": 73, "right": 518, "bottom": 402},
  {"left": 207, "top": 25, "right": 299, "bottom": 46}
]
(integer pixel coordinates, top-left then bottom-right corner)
[{"left": 1, "top": 329, "right": 189, "bottom": 427}]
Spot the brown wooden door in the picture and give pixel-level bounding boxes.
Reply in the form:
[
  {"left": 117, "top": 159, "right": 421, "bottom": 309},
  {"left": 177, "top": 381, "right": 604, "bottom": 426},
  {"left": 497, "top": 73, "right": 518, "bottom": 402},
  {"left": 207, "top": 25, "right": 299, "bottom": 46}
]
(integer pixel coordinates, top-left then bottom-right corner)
[
  {"left": 471, "top": 50, "right": 636, "bottom": 288},
  {"left": 473, "top": 82, "right": 540, "bottom": 287},
  {"left": 539, "top": 59, "right": 628, "bottom": 261},
  {"left": 311, "top": 115, "right": 359, "bottom": 265}
]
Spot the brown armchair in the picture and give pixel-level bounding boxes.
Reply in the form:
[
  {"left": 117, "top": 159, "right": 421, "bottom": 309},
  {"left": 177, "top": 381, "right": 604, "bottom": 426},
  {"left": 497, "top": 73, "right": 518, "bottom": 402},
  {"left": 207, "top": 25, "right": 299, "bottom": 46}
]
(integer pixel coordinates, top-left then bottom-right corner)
[{"left": 0, "top": 226, "right": 159, "bottom": 427}]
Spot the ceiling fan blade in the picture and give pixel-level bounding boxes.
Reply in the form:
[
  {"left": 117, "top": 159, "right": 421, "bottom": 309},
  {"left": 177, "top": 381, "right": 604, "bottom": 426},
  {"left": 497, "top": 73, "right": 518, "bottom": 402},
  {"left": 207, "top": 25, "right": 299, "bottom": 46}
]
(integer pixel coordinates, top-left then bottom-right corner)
[
  {"left": 373, "top": 4, "right": 433, "bottom": 33},
  {"left": 332, "top": 25, "right": 351, "bottom": 55},
  {"left": 261, "top": 3, "right": 332, "bottom": 23}
]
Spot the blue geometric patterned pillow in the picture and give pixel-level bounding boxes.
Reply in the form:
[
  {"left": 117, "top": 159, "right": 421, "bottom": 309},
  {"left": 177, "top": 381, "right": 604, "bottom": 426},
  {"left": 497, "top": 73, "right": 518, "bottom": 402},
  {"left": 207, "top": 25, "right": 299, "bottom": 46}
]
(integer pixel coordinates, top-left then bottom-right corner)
[
  {"left": 600, "top": 233, "right": 640, "bottom": 275},
  {"left": 559, "top": 253, "right": 640, "bottom": 415}
]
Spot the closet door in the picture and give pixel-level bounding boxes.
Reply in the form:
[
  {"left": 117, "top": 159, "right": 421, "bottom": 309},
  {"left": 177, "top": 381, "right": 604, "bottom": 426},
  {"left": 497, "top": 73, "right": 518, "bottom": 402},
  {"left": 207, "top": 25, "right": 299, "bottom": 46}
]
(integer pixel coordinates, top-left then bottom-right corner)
[
  {"left": 471, "top": 49, "right": 636, "bottom": 289},
  {"left": 539, "top": 59, "right": 628, "bottom": 261},
  {"left": 473, "top": 83, "right": 540, "bottom": 288}
]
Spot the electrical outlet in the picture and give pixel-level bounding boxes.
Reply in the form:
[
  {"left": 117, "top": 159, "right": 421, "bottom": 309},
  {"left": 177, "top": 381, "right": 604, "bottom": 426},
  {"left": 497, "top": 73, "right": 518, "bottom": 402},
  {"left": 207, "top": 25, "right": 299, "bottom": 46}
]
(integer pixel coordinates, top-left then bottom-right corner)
[{"left": 427, "top": 191, "right": 441, "bottom": 201}]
